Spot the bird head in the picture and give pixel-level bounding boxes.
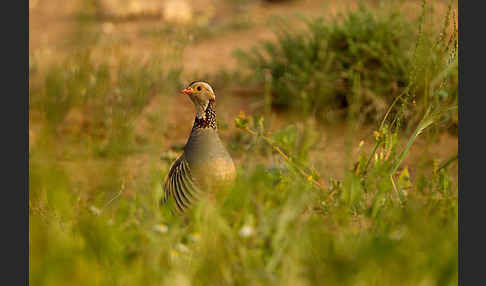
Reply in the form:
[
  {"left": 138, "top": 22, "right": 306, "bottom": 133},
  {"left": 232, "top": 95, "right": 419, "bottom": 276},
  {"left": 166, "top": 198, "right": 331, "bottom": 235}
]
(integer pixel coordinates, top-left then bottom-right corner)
[{"left": 181, "top": 81, "right": 216, "bottom": 119}]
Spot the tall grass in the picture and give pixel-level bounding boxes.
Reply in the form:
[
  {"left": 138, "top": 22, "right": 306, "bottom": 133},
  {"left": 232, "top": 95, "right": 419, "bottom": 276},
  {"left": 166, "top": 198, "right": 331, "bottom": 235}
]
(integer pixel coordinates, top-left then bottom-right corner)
[{"left": 29, "top": 1, "right": 457, "bottom": 285}]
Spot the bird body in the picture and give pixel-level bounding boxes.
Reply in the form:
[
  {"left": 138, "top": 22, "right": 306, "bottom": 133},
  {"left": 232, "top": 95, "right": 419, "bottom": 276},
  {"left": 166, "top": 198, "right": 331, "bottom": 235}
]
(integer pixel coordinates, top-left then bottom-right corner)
[
  {"left": 162, "top": 82, "right": 235, "bottom": 214},
  {"left": 184, "top": 124, "right": 236, "bottom": 191}
]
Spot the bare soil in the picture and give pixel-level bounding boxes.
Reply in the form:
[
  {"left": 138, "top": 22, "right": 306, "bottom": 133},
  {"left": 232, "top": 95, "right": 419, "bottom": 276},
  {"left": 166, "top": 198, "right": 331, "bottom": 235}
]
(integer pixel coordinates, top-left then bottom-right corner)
[{"left": 30, "top": 0, "right": 457, "bottom": 192}]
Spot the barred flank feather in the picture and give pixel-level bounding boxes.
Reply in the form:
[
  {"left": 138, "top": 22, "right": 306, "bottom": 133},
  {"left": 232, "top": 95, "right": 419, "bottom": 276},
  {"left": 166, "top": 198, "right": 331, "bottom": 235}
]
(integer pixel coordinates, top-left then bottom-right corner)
[{"left": 161, "top": 154, "right": 201, "bottom": 214}]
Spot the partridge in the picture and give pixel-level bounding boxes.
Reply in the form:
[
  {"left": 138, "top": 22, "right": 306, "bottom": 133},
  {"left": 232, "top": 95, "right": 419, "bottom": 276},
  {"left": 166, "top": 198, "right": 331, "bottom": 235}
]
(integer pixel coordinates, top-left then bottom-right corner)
[{"left": 161, "top": 81, "right": 236, "bottom": 214}]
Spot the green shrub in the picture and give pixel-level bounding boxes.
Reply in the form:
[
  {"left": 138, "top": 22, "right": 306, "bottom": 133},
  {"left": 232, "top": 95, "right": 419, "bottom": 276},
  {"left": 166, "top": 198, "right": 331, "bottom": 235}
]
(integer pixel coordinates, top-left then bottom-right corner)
[{"left": 235, "top": 3, "right": 458, "bottom": 125}]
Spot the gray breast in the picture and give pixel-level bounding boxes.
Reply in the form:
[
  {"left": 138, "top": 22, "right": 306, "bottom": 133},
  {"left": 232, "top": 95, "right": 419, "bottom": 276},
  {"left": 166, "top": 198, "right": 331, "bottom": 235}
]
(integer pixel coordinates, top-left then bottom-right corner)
[
  {"left": 161, "top": 128, "right": 236, "bottom": 214},
  {"left": 184, "top": 128, "right": 236, "bottom": 190}
]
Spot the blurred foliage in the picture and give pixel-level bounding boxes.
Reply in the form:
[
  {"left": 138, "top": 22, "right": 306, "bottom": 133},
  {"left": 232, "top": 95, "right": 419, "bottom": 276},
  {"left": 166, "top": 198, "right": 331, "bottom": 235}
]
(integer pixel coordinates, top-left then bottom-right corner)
[
  {"left": 30, "top": 50, "right": 181, "bottom": 157},
  {"left": 29, "top": 146, "right": 457, "bottom": 285},
  {"left": 30, "top": 1, "right": 457, "bottom": 285},
  {"left": 235, "top": 3, "right": 458, "bottom": 127}
]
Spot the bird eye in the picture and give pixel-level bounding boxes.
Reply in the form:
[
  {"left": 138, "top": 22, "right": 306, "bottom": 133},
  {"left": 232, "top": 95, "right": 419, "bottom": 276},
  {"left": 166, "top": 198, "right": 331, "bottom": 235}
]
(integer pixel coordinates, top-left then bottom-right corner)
[{"left": 196, "top": 86, "right": 202, "bottom": 91}]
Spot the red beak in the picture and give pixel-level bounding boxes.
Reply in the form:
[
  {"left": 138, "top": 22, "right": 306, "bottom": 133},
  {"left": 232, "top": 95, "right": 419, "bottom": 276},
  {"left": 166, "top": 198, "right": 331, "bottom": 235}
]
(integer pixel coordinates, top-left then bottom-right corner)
[{"left": 181, "top": 88, "right": 192, "bottom": 95}]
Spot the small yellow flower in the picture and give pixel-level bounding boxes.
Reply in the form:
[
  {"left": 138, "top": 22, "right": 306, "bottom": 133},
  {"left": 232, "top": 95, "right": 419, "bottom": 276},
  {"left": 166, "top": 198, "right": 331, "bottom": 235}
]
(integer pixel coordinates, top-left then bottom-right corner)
[
  {"left": 373, "top": 131, "right": 381, "bottom": 140},
  {"left": 235, "top": 111, "right": 249, "bottom": 129},
  {"left": 170, "top": 251, "right": 178, "bottom": 258},
  {"left": 358, "top": 140, "right": 364, "bottom": 148}
]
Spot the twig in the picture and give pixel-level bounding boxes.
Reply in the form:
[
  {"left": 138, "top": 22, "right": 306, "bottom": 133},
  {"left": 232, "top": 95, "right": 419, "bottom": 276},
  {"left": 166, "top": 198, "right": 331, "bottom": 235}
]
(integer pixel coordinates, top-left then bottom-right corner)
[
  {"left": 241, "top": 125, "right": 328, "bottom": 193},
  {"left": 102, "top": 179, "right": 125, "bottom": 211},
  {"left": 438, "top": 153, "right": 458, "bottom": 171},
  {"left": 363, "top": 139, "right": 382, "bottom": 176}
]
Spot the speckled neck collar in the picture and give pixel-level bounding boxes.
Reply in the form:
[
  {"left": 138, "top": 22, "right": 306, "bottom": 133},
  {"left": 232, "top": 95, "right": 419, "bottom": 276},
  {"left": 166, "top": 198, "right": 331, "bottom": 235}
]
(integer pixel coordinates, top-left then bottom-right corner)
[{"left": 193, "top": 100, "right": 217, "bottom": 130}]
